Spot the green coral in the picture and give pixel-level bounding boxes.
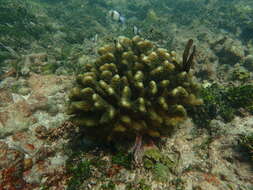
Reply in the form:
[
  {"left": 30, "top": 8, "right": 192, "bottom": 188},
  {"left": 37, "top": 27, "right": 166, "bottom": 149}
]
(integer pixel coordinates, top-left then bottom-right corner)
[{"left": 67, "top": 36, "right": 202, "bottom": 142}]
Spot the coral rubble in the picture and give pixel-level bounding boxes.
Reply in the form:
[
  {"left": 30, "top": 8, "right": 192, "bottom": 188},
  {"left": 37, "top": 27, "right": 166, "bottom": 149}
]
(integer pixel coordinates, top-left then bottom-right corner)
[{"left": 67, "top": 36, "right": 202, "bottom": 143}]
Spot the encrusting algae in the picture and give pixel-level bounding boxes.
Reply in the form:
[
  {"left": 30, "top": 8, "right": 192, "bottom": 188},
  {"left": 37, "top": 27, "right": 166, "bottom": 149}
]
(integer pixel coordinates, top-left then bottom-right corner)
[{"left": 67, "top": 36, "right": 202, "bottom": 163}]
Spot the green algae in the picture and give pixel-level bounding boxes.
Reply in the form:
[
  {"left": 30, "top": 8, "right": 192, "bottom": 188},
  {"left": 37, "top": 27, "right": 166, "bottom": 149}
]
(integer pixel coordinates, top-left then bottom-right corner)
[
  {"left": 0, "top": 0, "right": 52, "bottom": 49},
  {"left": 143, "top": 148, "right": 175, "bottom": 182},
  {"left": 225, "top": 84, "right": 253, "bottom": 113},
  {"left": 125, "top": 179, "right": 152, "bottom": 190},
  {"left": 189, "top": 84, "right": 233, "bottom": 126},
  {"left": 67, "top": 159, "right": 92, "bottom": 190},
  {"left": 238, "top": 133, "right": 253, "bottom": 163},
  {"left": 153, "top": 163, "right": 170, "bottom": 182},
  {"left": 232, "top": 66, "right": 251, "bottom": 82},
  {"left": 40, "top": 63, "right": 58, "bottom": 74},
  {"left": 143, "top": 148, "right": 163, "bottom": 169},
  {"left": 190, "top": 83, "right": 253, "bottom": 127},
  {"left": 100, "top": 181, "right": 116, "bottom": 190},
  {"left": 112, "top": 152, "right": 132, "bottom": 169},
  {"left": 171, "top": 178, "right": 185, "bottom": 190}
]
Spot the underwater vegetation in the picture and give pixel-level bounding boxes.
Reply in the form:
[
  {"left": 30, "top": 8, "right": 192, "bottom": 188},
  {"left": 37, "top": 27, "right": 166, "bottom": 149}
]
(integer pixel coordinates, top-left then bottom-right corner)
[
  {"left": 43, "top": 0, "right": 108, "bottom": 44},
  {"left": 64, "top": 141, "right": 134, "bottom": 190},
  {"left": 111, "top": 152, "right": 132, "bottom": 169},
  {"left": 225, "top": 84, "right": 253, "bottom": 112},
  {"left": 238, "top": 133, "right": 253, "bottom": 163},
  {"left": 190, "top": 83, "right": 253, "bottom": 127},
  {"left": 143, "top": 147, "right": 175, "bottom": 182},
  {"left": 67, "top": 36, "right": 202, "bottom": 163},
  {"left": 66, "top": 159, "right": 91, "bottom": 190},
  {"left": 0, "top": 0, "right": 51, "bottom": 48},
  {"left": 125, "top": 179, "right": 152, "bottom": 190},
  {"left": 232, "top": 65, "right": 251, "bottom": 82}
]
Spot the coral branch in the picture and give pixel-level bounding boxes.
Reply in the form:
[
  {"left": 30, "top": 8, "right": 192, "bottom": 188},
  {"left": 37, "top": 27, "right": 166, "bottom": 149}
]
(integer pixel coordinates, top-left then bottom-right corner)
[{"left": 130, "top": 134, "right": 143, "bottom": 166}]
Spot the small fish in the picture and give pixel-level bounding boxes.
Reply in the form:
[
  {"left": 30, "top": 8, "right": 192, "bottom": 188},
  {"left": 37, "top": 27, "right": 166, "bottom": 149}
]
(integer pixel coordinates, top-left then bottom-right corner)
[
  {"left": 109, "top": 10, "right": 126, "bottom": 24},
  {"left": 133, "top": 26, "right": 141, "bottom": 35}
]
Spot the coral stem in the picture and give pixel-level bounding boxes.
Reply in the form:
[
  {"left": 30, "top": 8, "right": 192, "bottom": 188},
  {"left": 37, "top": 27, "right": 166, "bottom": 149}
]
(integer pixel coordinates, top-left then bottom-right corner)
[{"left": 130, "top": 134, "right": 143, "bottom": 166}]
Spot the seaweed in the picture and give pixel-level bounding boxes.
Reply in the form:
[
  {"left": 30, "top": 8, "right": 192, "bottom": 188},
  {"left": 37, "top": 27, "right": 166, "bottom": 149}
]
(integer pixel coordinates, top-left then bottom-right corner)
[
  {"left": 238, "top": 133, "right": 253, "bottom": 164},
  {"left": 66, "top": 159, "right": 91, "bottom": 190},
  {"left": 225, "top": 84, "right": 253, "bottom": 113},
  {"left": 111, "top": 152, "right": 132, "bottom": 169},
  {"left": 189, "top": 83, "right": 253, "bottom": 128}
]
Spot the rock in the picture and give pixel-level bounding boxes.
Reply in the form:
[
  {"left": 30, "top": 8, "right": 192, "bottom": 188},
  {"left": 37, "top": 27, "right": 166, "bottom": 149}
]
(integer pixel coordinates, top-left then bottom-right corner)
[
  {"left": 0, "top": 111, "right": 32, "bottom": 138},
  {"left": 18, "top": 87, "right": 31, "bottom": 96},
  {"left": 0, "top": 89, "right": 13, "bottom": 106},
  {"left": 0, "top": 142, "right": 26, "bottom": 189},
  {"left": 212, "top": 37, "right": 245, "bottom": 65},
  {"left": 209, "top": 119, "right": 227, "bottom": 137},
  {"left": 34, "top": 125, "right": 49, "bottom": 139}
]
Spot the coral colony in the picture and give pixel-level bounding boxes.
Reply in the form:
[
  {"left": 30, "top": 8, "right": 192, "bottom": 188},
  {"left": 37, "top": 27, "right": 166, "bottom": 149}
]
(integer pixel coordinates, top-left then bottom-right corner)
[{"left": 67, "top": 36, "right": 202, "bottom": 162}]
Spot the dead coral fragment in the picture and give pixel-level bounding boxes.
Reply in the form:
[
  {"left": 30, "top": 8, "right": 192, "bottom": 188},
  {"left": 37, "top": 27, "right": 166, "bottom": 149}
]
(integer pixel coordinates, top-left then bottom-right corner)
[{"left": 68, "top": 36, "right": 201, "bottom": 142}]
